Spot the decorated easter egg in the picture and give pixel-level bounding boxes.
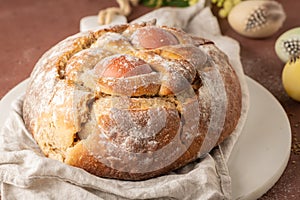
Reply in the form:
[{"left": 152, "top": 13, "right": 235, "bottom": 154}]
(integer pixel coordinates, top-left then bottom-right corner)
[
  {"left": 228, "top": 0, "right": 286, "bottom": 38},
  {"left": 275, "top": 27, "right": 300, "bottom": 63}
]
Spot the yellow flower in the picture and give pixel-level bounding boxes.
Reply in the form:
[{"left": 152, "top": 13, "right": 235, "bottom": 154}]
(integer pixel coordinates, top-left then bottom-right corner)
[
  {"left": 189, "top": 0, "right": 199, "bottom": 6},
  {"left": 156, "top": 0, "right": 164, "bottom": 7}
]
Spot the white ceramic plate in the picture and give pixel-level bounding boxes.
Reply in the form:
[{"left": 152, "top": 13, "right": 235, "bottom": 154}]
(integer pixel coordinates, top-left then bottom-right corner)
[
  {"left": 228, "top": 77, "right": 291, "bottom": 200},
  {"left": 0, "top": 77, "right": 291, "bottom": 200}
]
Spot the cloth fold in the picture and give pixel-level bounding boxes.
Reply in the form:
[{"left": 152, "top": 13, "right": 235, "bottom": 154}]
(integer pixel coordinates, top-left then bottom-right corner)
[{"left": 0, "top": 1, "right": 249, "bottom": 199}]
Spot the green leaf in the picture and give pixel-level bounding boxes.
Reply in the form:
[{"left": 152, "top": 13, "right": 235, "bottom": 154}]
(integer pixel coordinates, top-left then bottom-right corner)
[
  {"left": 164, "top": 0, "right": 190, "bottom": 7},
  {"left": 141, "top": 0, "right": 163, "bottom": 7},
  {"left": 141, "top": 0, "right": 191, "bottom": 8}
]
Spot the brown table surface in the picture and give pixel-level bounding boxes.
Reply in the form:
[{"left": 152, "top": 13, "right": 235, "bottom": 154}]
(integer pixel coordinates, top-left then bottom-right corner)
[{"left": 0, "top": 0, "right": 299, "bottom": 199}]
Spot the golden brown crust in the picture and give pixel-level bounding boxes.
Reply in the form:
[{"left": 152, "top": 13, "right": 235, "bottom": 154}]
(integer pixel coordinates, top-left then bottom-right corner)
[
  {"left": 98, "top": 73, "right": 161, "bottom": 96},
  {"left": 23, "top": 22, "right": 242, "bottom": 180}
]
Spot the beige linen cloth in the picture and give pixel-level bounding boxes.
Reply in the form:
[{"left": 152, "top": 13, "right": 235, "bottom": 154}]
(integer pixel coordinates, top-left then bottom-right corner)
[{"left": 0, "top": 2, "right": 249, "bottom": 199}]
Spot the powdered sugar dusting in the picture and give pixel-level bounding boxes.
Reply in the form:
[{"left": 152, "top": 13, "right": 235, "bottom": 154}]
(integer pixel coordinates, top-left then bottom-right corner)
[
  {"left": 91, "top": 32, "right": 134, "bottom": 53},
  {"left": 199, "top": 67, "right": 227, "bottom": 154}
]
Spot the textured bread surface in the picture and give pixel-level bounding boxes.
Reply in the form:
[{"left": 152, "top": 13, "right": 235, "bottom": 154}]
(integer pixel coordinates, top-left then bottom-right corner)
[{"left": 23, "top": 22, "right": 242, "bottom": 180}]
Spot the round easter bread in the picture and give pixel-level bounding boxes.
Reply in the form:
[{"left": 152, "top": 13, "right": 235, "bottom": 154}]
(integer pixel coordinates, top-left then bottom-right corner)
[{"left": 23, "top": 21, "right": 242, "bottom": 180}]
